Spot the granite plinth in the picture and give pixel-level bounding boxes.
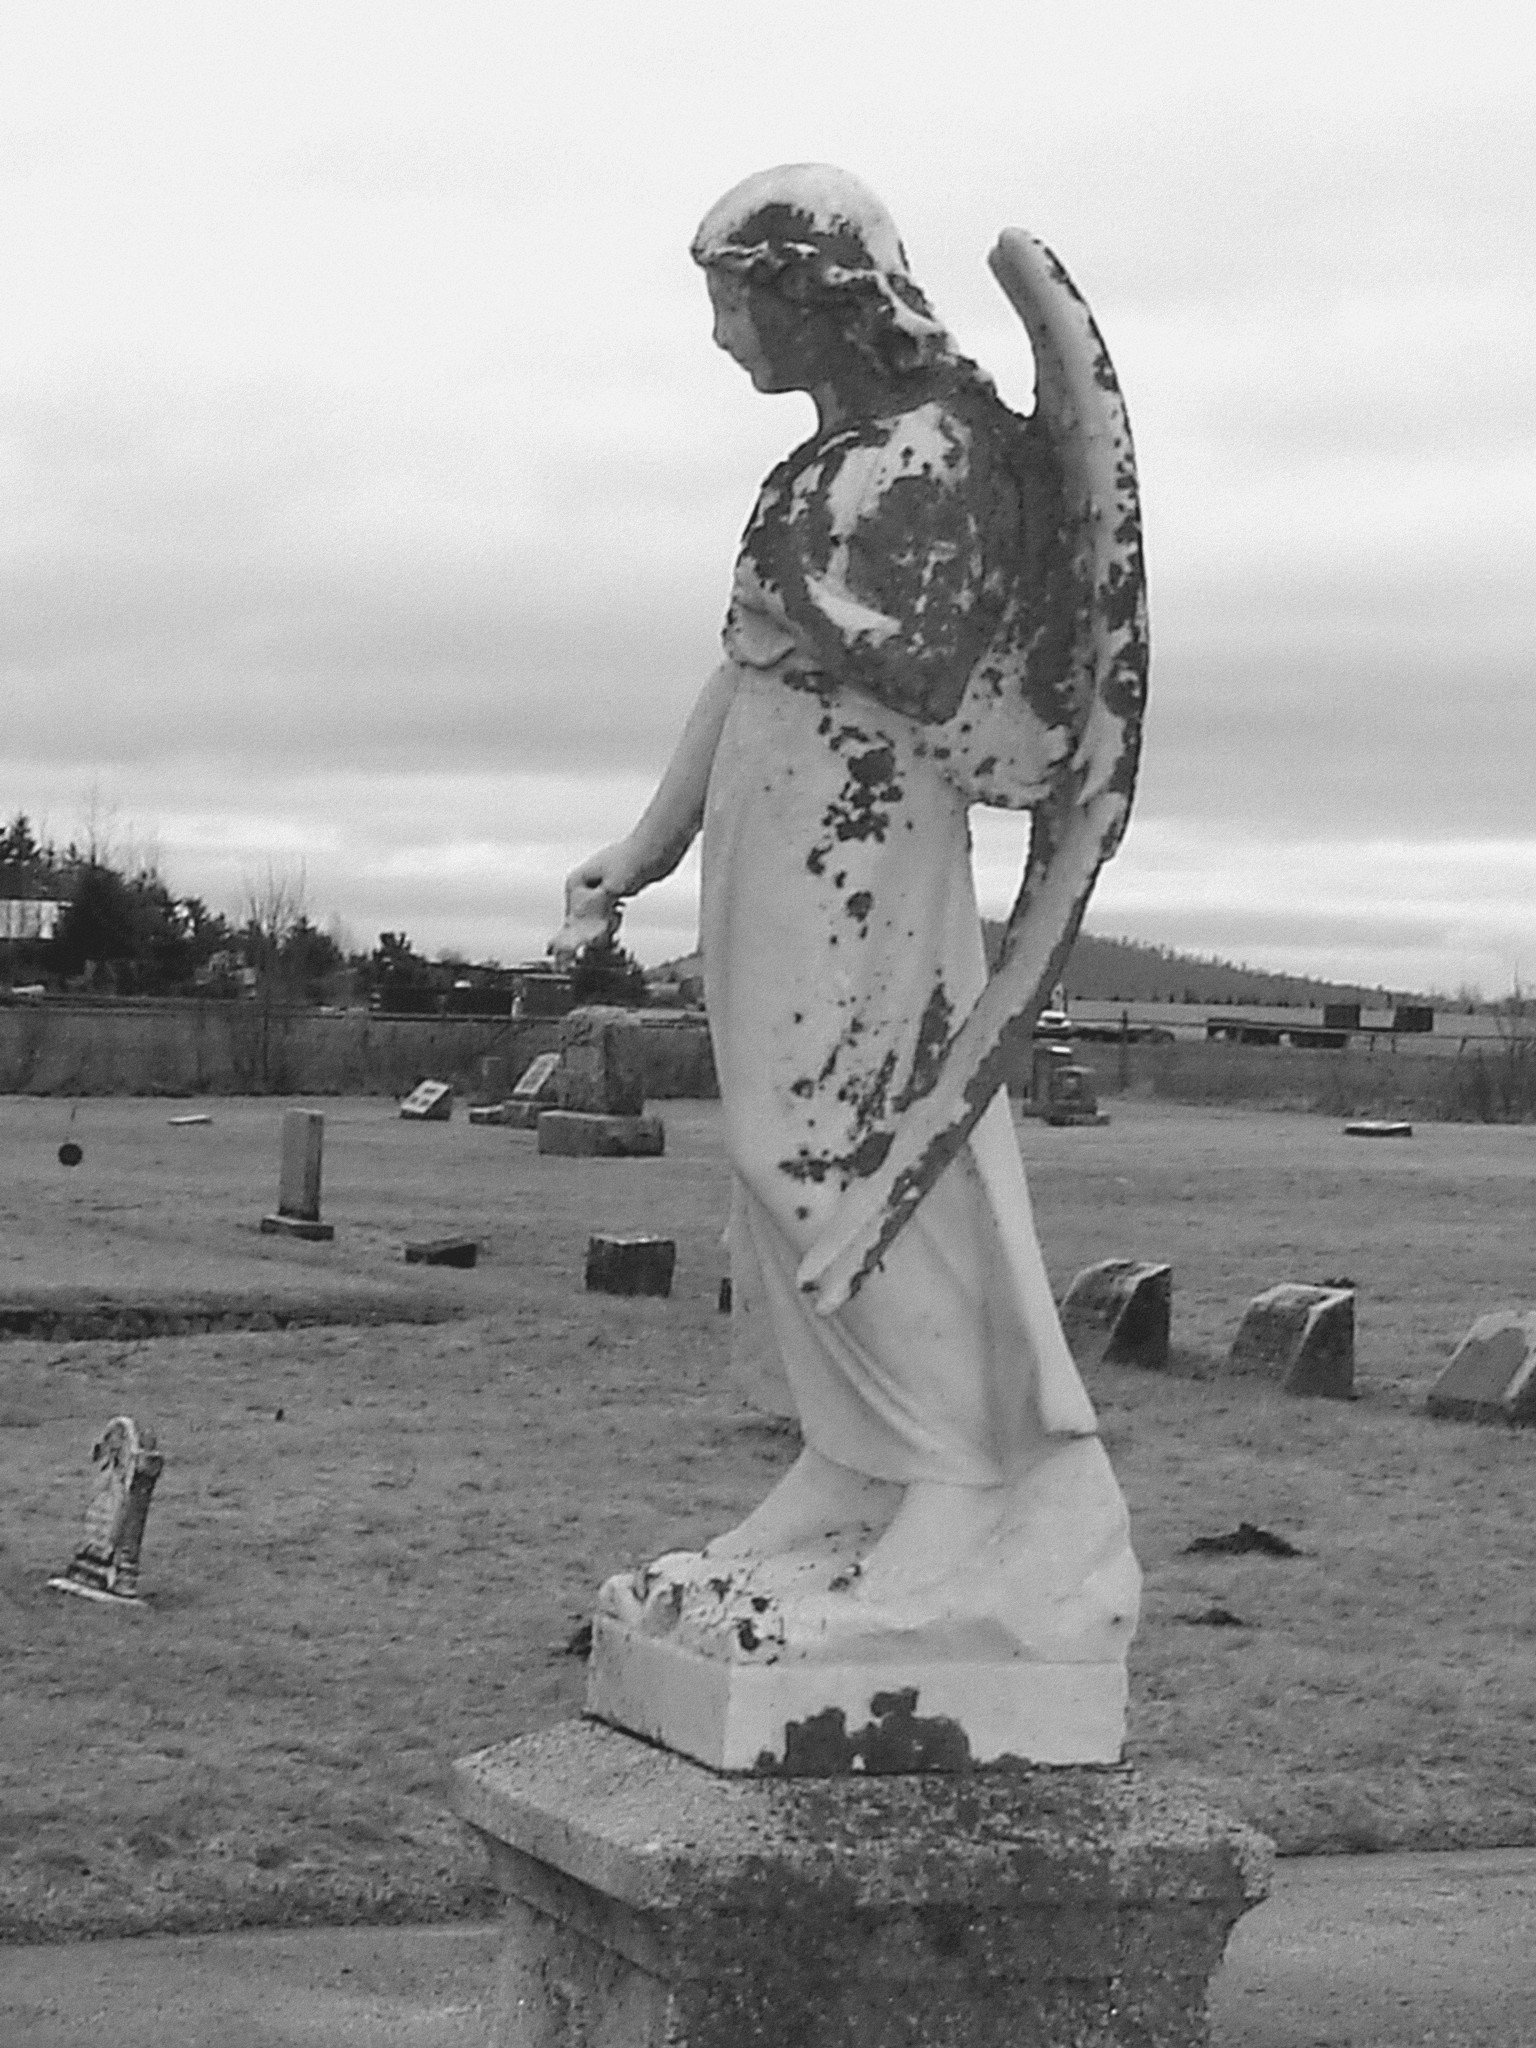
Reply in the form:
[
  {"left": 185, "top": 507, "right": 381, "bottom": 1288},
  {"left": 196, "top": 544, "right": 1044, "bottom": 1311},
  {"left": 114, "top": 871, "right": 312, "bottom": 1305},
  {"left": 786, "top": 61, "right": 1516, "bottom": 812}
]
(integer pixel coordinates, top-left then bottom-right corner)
[
  {"left": 451, "top": 1718, "right": 1272, "bottom": 2048},
  {"left": 537, "top": 1112, "right": 664, "bottom": 1158}
]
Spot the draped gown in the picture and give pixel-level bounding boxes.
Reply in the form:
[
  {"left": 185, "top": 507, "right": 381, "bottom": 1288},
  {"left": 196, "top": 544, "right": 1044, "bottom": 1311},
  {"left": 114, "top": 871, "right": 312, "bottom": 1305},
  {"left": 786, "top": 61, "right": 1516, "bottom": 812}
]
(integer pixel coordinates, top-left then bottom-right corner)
[{"left": 700, "top": 374, "right": 1100, "bottom": 1492}]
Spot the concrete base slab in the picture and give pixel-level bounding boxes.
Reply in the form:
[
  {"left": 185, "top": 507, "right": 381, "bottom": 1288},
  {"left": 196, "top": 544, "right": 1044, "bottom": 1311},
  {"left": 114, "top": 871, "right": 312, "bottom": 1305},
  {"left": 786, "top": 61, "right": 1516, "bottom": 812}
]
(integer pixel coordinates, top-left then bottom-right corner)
[
  {"left": 259, "top": 1214, "right": 335, "bottom": 1242},
  {"left": 586, "top": 1613, "right": 1127, "bottom": 1770},
  {"left": 536, "top": 1112, "right": 664, "bottom": 1158},
  {"left": 451, "top": 1718, "right": 1271, "bottom": 2048}
]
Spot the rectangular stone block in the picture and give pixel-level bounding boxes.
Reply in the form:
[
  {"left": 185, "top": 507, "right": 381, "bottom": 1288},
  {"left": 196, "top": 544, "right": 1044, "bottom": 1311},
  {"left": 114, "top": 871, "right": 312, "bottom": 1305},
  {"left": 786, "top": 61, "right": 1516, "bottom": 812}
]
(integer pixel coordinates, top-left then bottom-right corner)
[
  {"left": 537, "top": 1112, "right": 664, "bottom": 1158},
  {"left": 587, "top": 1615, "right": 1126, "bottom": 1772},
  {"left": 585, "top": 1236, "right": 675, "bottom": 1297},
  {"left": 501, "top": 1101, "right": 545, "bottom": 1131},
  {"left": 400, "top": 1079, "right": 453, "bottom": 1120},
  {"left": 450, "top": 1720, "right": 1272, "bottom": 2048},
  {"left": 259, "top": 1213, "right": 335, "bottom": 1242},
  {"left": 276, "top": 1108, "right": 324, "bottom": 1221},
  {"left": 468, "top": 1102, "right": 512, "bottom": 1126},
  {"left": 555, "top": 1007, "right": 646, "bottom": 1117},
  {"left": 1427, "top": 1311, "right": 1536, "bottom": 1422},
  {"left": 404, "top": 1236, "right": 479, "bottom": 1268}
]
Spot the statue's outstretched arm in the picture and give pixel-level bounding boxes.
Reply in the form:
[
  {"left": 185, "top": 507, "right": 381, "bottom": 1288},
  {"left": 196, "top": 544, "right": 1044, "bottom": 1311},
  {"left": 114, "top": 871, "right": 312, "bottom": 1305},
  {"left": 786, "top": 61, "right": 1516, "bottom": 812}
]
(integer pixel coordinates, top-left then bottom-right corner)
[{"left": 552, "top": 662, "right": 740, "bottom": 961}]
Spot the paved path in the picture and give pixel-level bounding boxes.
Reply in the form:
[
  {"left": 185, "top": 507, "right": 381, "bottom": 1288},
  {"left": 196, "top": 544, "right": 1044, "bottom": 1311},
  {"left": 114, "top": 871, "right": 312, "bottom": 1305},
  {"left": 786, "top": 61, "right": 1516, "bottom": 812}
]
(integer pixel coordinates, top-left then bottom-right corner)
[{"left": 5, "top": 1849, "right": 1536, "bottom": 2045}]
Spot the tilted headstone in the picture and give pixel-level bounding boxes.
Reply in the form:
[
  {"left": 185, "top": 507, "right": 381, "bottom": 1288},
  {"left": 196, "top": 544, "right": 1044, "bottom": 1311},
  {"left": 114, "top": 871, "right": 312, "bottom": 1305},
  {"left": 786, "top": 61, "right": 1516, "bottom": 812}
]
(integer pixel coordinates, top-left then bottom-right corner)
[
  {"left": 513, "top": 1051, "right": 562, "bottom": 1102},
  {"left": 49, "top": 1416, "right": 163, "bottom": 1603},
  {"left": 400, "top": 1079, "right": 454, "bottom": 1121},
  {"left": 586, "top": 1234, "right": 676, "bottom": 1297},
  {"left": 1060, "top": 1259, "right": 1171, "bottom": 1371},
  {"left": 1226, "top": 1282, "right": 1355, "bottom": 1398},
  {"left": 260, "top": 1108, "right": 334, "bottom": 1241},
  {"left": 1426, "top": 1311, "right": 1536, "bottom": 1423}
]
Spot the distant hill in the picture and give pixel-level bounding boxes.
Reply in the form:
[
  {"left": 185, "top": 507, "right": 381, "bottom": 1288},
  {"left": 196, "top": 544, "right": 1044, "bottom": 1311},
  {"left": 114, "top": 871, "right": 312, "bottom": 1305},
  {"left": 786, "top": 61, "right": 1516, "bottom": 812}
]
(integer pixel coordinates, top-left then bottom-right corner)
[
  {"left": 653, "top": 932, "right": 1424, "bottom": 1010},
  {"left": 983, "top": 927, "right": 1421, "bottom": 1009}
]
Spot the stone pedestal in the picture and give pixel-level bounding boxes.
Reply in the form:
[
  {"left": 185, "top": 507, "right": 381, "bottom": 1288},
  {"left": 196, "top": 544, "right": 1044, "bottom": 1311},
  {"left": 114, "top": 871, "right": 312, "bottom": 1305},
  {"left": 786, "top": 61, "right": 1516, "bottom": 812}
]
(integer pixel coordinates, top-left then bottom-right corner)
[{"left": 452, "top": 1719, "right": 1271, "bottom": 2048}]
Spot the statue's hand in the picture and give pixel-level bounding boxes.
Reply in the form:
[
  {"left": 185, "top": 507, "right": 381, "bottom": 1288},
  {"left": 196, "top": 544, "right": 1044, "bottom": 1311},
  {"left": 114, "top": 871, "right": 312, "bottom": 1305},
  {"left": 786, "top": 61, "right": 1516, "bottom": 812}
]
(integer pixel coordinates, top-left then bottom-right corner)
[{"left": 549, "top": 844, "right": 631, "bottom": 966}]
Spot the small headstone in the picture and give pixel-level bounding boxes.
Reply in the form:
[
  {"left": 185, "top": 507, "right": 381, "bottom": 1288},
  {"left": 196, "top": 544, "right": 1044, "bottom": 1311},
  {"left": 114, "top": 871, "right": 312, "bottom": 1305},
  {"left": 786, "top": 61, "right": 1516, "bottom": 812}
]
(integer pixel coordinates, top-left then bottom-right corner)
[
  {"left": 512, "top": 1051, "right": 562, "bottom": 1102},
  {"left": 400, "top": 1079, "right": 453, "bottom": 1121},
  {"left": 168, "top": 1113, "right": 213, "bottom": 1127},
  {"left": 1226, "top": 1282, "right": 1355, "bottom": 1398},
  {"left": 260, "top": 1108, "right": 335, "bottom": 1242},
  {"left": 468, "top": 1102, "right": 512, "bottom": 1125},
  {"left": 1426, "top": 1311, "right": 1536, "bottom": 1423},
  {"left": 586, "top": 1235, "right": 676, "bottom": 1297},
  {"left": 1344, "top": 1120, "right": 1413, "bottom": 1138},
  {"left": 49, "top": 1416, "right": 163, "bottom": 1603},
  {"left": 554, "top": 1008, "right": 646, "bottom": 1117},
  {"left": 538, "top": 1111, "right": 665, "bottom": 1158},
  {"left": 404, "top": 1236, "right": 479, "bottom": 1268},
  {"left": 1060, "top": 1259, "right": 1171, "bottom": 1370}
]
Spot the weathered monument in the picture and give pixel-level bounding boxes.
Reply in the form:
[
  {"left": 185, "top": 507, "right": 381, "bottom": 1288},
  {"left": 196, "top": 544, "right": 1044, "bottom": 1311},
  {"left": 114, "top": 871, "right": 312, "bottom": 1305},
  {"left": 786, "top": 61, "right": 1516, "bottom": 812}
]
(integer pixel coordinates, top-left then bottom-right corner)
[
  {"left": 49, "top": 1415, "right": 164, "bottom": 1604},
  {"left": 455, "top": 164, "right": 1268, "bottom": 2042}
]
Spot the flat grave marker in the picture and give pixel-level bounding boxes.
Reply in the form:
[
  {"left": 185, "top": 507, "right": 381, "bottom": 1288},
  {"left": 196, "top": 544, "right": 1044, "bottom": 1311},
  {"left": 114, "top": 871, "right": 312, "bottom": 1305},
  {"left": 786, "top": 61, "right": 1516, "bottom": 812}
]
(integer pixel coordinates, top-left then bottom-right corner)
[
  {"left": 404, "top": 1236, "right": 480, "bottom": 1269},
  {"left": 400, "top": 1079, "right": 454, "bottom": 1121}
]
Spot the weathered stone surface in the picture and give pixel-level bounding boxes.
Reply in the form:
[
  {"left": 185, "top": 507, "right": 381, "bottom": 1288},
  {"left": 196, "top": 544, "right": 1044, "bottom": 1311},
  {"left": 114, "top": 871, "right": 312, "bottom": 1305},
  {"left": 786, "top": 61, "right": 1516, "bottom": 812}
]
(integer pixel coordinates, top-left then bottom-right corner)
[
  {"left": 554, "top": 1007, "right": 647, "bottom": 1118},
  {"left": 399, "top": 1079, "right": 453, "bottom": 1121},
  {"left": 49, "top": 1415, "right": 164, "bottom": 1603},
  {"left": 537, "top": 1112, "right": 664, "bottom": 1158},
  {"left": 1427, "top": 1311, "right": 1536, "bottom": 1423},
  {"left": 276, "top": 1107, "right": 324, "bottom": 1221},
  {"left": 404, "top": 1236, "right": 479, "bottom": 1268},
  {"left": 585, "top": 1235, "right": 675, "bottom": 1297},
  {"left": 1226, "top": 1283, "right": 1355, "bottom": 1398},
  {"left": 1061, "top": 1258, "right": 1171, "bottom": 1370},
  {"left": 451, "top": 1719, "right": 1272, "bottom": 2048}
]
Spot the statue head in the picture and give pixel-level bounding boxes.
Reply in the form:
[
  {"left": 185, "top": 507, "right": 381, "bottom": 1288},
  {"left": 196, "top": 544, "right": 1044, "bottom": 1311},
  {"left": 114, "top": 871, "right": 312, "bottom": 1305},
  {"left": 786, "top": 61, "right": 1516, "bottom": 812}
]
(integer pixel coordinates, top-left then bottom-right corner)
[{"left": 692, "top": 164, "right": 953, "bottom": 390}]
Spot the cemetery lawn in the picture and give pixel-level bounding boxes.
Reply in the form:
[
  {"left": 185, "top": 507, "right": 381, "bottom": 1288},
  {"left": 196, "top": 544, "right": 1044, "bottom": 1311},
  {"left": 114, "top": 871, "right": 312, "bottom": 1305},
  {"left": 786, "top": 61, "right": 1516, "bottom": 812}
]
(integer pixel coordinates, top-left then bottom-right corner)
[{"left": 3, "top": 1094, "right": 1536, "bottom": 1940}]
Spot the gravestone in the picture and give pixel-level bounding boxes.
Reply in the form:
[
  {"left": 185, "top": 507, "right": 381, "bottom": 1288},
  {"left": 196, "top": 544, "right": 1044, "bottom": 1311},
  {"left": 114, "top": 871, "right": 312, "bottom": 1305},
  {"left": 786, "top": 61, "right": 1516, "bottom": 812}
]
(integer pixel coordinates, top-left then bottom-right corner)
[
  {"left": 501, "top": 1049, "right": 563, "bottom": 1129},
  {"left": 259, "top": 1108, "right": 334, "bottom": 1242},
  {"left": 49, "top": 1416, "right": 163, "bottom": 1603},
  {"left": 538, "top": 1008, "right": 665, "bottom": 1156},
  {"left": 1226, "top": 1282, "right": 1355, "bottom": 1397},
  {"left": 1060, "top": 1258, "right": 1171, "bottom": 1370},
  {"left": 586, "top": 1234, "right": 676, "bottom": 1296},
  {"left": 467, "top": 1102, "right": 512, "bottom": 1125},
  {"left": 1426, "top": 1311, "right": 1536, "bottom": 1422},
  {"left": 400, "top": 1079, "right": 453, "bottom": 1121},
  {"left": 404, "top": 1236, "right": 479, "bottom": 1269},
  {"left": 1345, "top": 1120, "right": 1413, "bottom": 1138}
]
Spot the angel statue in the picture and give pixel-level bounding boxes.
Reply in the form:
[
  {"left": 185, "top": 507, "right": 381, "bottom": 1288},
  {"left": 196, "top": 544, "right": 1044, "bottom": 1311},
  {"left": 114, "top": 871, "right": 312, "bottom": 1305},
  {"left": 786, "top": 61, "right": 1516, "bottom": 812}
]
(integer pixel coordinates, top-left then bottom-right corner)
[{"left": 554, "top": 164, "right": 1149, "bottom": 1771}]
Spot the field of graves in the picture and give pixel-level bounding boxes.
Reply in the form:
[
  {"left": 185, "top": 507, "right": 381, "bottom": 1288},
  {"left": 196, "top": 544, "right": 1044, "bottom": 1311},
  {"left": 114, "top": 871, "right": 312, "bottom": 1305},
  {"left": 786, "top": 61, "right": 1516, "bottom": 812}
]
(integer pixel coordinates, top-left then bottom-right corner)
[{"left": 3, "top": 1092, "right": 1536, "bottom": 1941}]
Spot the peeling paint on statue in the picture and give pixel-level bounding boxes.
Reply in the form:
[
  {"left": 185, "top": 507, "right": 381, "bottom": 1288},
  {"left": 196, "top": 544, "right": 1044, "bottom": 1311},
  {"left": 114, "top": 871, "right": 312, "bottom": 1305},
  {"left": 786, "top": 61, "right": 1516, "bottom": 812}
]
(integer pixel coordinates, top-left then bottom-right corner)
[{"left": 556, "top": 164, "right": 1148, "bottom": 1772}]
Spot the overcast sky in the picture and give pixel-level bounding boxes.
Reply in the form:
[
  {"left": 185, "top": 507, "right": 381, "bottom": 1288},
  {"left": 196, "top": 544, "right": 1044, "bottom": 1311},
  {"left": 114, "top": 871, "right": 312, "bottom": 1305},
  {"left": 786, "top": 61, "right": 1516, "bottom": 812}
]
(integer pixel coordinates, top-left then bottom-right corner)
[{"left": 4, "top": 1, "right": 1533, "bottom": 995}]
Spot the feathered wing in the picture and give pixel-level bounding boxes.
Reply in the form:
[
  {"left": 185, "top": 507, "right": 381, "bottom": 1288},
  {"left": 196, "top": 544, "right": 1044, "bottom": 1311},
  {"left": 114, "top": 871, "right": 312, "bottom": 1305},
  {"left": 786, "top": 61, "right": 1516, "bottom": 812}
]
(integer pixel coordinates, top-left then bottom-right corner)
[{"left": 796, "top": 229, "right": 1148, "bottom": 1314}]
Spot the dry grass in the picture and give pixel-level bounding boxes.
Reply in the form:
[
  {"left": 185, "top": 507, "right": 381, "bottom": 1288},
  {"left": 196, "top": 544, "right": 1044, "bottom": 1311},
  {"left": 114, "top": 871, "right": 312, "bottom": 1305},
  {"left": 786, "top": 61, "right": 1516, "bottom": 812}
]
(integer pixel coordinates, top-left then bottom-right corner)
[{"left": 3, "top": 1095, "right": 1536, "bottom": 1941}]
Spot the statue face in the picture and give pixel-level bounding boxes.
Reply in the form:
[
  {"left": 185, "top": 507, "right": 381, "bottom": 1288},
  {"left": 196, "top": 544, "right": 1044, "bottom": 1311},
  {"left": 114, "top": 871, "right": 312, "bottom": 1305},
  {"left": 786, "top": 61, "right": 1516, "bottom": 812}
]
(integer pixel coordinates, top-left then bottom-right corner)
[{"left": 707, "top": 269, "right": 829, "bottom": 395}]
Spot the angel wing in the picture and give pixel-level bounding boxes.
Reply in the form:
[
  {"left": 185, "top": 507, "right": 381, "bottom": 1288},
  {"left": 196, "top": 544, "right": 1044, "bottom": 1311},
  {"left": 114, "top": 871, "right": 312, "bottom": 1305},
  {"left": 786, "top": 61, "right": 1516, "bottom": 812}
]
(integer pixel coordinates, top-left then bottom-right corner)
[{"left": 795, "top": 229, "right": 1149, "bottom": 1314}]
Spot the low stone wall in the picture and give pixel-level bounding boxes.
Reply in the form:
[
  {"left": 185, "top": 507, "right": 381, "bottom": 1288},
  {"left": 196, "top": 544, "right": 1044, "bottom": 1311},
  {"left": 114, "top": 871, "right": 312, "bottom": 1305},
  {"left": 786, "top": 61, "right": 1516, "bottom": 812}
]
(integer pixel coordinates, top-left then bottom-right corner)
[{"left": 0, "top": 1003, "right": 718, "bottom": 1102}]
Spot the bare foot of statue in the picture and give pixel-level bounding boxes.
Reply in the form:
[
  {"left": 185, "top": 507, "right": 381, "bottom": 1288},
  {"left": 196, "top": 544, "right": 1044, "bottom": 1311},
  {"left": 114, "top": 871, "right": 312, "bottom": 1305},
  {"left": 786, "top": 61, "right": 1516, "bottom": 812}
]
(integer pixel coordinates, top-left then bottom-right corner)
[
  {"left": 703, "top": 1446, "right": 901, "bottom": 1560},
  {"left": 852, "top": 1478, "right": 1010, "bottom": 1600}
]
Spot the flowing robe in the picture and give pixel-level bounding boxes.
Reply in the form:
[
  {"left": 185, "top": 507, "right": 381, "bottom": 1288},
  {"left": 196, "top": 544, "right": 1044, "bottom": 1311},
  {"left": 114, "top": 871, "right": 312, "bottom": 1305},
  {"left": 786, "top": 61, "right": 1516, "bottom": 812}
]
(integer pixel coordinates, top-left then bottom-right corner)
[{"left": 701, "top": 380, "right": 1099, "bottom": 1490}]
